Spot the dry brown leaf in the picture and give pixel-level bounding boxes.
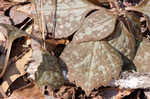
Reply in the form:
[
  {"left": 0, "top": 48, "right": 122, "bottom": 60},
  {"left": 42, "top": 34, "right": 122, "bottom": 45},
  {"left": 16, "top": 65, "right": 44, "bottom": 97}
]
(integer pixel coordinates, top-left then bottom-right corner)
[
  {"left": 2, "top": 50, "right": 31, "bottom": 92},
  {"left": 10, "top": 6, "right": 29, "bottom": 25},
  {"left": 132, "top": 0, "right": 150, "bottom": 29},
  {"left": 6, "top": 82, "right": 45, "bottom": 99},
  {"left": 100, "top": 88, "right": 132, "bottom": 99}
]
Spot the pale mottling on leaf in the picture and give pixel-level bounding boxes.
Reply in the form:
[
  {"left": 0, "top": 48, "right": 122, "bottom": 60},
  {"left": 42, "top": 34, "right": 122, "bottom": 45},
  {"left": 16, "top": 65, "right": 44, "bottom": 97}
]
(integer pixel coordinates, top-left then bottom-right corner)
[
  {"left": 73, "top": 9, "right": 116, "bottom": 43},
  {"left": 134, "top": 38, "right": 150, "bottom": 72},
  {"left": 108, "top": 21, "right": 136, "bottom": 60},
  {"left": 33, "top": 0, "right": 95, "bottom": 38},
  {"left": 60, "top": 41, "right": 122, "bottom": 95}
]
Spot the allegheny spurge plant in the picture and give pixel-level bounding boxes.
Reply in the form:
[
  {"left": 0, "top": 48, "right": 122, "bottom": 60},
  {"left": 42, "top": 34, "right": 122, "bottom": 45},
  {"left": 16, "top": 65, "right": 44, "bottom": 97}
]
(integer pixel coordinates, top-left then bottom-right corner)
[{"left": 28, "top": 0, "right": 150, "bottom": 96}]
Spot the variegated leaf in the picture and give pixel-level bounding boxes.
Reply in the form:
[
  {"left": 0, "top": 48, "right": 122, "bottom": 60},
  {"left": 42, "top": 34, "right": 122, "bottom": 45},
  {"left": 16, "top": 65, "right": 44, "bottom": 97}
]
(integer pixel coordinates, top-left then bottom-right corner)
[
  {"left": 108, "top": 21, "right": 136, "bottom": 60},
  {"left": 134, "top": 38, "right": 150, "bottom": 72},
  {"left": 126, "top": 12, "right": 142, "bottom": 41},
  {"left": 73, "top": 9, "right": 116, "bottom": 43},
  {"left": 60, "top": 41, "right": 122, "bottom": 95},
  {"left": 33, "top": 0, "right": 98, "bottom": 38}
]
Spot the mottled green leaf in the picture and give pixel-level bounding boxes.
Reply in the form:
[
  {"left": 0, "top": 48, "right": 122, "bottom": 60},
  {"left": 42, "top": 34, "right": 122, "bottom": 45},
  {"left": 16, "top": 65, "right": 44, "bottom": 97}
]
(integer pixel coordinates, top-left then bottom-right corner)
[
  {"left": 35, "top": 51, "right": 64, "bottom": 88},
  {"left": 108, "top": 21, "right": 136, "bottom": 60},
  {"left": 33, "top": 0, "right": 98, "bottom": 38},
  {"left": 73, "top": 9, "right": 116, "bottom": 43},
  {"left": 60, "top": 41, "right": 122, "bottom": 95},
  {"left": 134, "top": 38, "right": 150, "bottom": 72}
]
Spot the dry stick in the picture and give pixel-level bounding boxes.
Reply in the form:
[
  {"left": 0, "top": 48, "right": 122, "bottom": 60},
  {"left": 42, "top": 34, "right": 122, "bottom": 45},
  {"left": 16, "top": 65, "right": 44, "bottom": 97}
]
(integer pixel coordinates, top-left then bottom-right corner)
[{"left": 40, "top": 0, "right": 46, "bottom": 50}]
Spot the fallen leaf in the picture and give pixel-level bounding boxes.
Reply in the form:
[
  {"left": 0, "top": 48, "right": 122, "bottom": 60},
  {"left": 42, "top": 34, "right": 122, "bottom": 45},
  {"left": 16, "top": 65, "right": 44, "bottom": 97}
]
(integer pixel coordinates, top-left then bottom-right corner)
[
  {"left": 6, "top": 82, "right": 45, "bottom": 99},
  {"left": 2, "top": 50, "right": 31, "bottom": 92},
  {"left": 100, "top": 88, "right": 132, "bottom": 99},
  {"left": 132, "top": 0, "right": 150, "bottom": 30},
  {"left": 10, "top": 6, "right": 29, "bottom": 25}
]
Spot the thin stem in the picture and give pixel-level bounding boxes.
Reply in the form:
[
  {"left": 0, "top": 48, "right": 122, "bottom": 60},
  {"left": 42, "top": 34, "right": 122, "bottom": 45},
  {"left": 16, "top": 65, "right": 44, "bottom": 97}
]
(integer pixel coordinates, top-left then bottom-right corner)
[
  {"left": 40, "top": 0, "right": 46, "bottom": 49},
  {"left": 0, "top": 40, "right": 13, "bottom": 78},
  {"left": 52, "top": 0, "right": 57, "bottom": 38}
]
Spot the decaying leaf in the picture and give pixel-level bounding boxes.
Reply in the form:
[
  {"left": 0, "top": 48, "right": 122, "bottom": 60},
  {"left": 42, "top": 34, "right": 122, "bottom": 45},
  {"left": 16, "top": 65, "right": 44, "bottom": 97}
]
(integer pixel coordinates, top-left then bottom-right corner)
[
  {"left": 108, "top": 21, "right": 136, "bottom": 60},
  {"left": 6, "top": 82, "right": 45, "bottom": 99},
  {"left": 133, "top": 0, "right": 150, "bottom": 16},
  {"left": 35, "top": 50, "right": 64, "bottom": 88},
  {"left": 73, "top": 9, "right": 116, "bottom": 43},
  {"left": 133, "top": 38, "right": 150, "bottom": 72},
  {"left": 100, "top": 88, "right": 132, "bottom": 99},
  {"left": 33, "top": 0, "right": 98, "bottom": 38},
  {"left": 0, "top": 15, "right": 11, "bottom": 25},
  {"left": 10, "top": 6, "right": 29, "bottom": 25},
  {"left": 84, "top": 0, "right": 110, "bottom": 6},
  {"left": 2, "top": 50, "right": 31, "bottom": 92},
  {"left": 0, "top": 24, "right": 29, "bottom": 78},
  {"left": 0, "top": 15, "right": 11, "bottom": 49},
  {"left": 60, "top": 41, "right": 123, "bottom": 95}
]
